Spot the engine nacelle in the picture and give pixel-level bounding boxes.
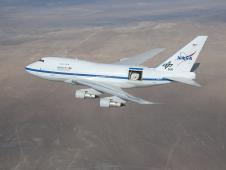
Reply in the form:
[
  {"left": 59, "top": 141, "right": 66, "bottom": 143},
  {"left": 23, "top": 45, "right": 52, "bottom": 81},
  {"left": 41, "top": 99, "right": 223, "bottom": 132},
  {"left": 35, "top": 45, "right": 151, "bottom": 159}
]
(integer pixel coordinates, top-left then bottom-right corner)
[
  {"left": 75, "top": 89, "right": 98, "bottom": 99},
  {"left": 100, "top": 97, "right": 126, "bottom": 108}
]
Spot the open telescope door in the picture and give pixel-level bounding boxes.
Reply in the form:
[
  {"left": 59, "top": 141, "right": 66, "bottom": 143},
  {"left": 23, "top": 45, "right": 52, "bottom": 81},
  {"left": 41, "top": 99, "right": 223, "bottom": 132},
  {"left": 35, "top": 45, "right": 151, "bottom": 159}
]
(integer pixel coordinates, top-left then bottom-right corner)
[{"left": 128, "top": 68, "right": 143, "bottom": 81}]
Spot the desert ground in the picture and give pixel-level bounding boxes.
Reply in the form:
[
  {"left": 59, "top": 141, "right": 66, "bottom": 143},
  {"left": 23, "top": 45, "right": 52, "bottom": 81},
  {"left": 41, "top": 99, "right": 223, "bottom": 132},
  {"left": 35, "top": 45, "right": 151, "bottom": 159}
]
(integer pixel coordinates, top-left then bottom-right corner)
[{"left": 0, "top": 1, "right": 226, "bottom": 170}]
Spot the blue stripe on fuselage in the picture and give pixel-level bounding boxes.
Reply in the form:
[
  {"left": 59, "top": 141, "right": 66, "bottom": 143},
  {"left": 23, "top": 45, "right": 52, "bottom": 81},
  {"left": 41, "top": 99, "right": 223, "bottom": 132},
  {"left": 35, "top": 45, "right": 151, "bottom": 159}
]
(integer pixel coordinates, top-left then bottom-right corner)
[
  {"left": 129, "top": 67, "right": 143, "bottom": 70},
  {"left": 25, "top": 67, "right": 167, "bottom": 81}
]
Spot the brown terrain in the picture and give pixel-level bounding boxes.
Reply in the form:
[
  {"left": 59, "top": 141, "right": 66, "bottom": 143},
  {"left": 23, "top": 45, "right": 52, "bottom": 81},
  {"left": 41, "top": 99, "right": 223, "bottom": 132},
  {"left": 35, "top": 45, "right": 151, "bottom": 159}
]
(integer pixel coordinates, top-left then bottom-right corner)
[{"left": 0, "top": 1, "right": 226, "bottom": 170}]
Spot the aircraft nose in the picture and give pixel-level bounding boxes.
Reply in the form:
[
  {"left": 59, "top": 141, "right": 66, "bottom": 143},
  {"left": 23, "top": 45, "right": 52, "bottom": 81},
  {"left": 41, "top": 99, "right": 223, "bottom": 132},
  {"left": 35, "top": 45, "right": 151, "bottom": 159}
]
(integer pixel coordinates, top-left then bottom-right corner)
[
  {"left": 25, "top": 63, "right": 33, "bottom": 72},
  {"left": 25, "top": 62, "right": 38, "bottom": 74}
]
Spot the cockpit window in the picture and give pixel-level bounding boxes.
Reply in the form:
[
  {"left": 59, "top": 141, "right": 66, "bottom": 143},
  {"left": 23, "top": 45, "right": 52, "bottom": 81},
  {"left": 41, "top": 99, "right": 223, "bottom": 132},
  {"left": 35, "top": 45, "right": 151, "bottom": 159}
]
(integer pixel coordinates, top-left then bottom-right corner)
[{"left": 38, "top": 59, "right": 44, "bottom": 62}]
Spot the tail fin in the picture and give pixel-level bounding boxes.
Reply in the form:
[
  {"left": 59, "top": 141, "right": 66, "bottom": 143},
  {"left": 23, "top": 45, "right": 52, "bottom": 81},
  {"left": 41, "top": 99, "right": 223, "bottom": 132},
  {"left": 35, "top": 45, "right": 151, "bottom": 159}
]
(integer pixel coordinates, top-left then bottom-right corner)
[{"left": 156, "top": 36, "right": 208, "bottom": 72}]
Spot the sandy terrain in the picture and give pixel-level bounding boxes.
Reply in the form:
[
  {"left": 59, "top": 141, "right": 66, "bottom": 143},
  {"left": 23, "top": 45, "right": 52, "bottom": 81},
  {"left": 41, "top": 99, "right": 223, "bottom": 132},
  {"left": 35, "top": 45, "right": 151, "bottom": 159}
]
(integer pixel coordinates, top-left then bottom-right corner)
[{"left": 0, "top": 1, "right": 226, "bottom": 170}]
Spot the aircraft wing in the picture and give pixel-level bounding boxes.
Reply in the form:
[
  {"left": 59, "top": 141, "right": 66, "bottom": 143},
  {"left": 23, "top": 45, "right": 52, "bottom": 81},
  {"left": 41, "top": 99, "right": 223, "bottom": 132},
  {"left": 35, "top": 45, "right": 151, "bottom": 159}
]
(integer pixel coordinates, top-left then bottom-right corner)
[
  {"left": 74, "top": 79, "right": 155, "bottom": 104},
  {"left": 115, "top": 48, "right": 164, "bottom": 66}
]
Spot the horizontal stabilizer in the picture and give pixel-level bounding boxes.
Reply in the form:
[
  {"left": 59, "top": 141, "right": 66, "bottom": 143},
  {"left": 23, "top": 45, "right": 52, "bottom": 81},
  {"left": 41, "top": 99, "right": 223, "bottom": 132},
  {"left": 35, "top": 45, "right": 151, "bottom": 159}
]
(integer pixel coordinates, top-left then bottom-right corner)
[{"left": 166, "top": 77, "right": 201, "bottom": 87}]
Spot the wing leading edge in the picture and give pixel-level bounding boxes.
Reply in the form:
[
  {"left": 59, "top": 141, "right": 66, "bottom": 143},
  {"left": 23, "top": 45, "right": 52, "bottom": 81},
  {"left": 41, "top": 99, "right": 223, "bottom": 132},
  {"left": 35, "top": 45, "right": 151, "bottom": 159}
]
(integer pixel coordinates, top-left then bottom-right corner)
[{"left": 115, "top": 48, "right": 164, "bottom": 66}]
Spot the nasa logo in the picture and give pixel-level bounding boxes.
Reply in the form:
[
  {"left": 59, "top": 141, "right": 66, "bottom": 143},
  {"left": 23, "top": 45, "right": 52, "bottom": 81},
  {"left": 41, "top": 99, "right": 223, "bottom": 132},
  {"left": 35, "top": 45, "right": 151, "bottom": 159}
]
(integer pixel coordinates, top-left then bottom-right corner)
[
  {"left": 177, "top": 51, "right": 196, "bottom": 61},
  {"left": 177, "top": 56, "right": 192, "bottom": 61}
]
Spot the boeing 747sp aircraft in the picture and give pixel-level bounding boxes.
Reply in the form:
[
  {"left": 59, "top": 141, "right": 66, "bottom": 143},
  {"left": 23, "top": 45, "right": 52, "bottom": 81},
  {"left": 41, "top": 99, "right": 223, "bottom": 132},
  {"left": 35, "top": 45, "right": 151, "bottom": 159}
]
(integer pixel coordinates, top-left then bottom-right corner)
[{"left": 25, "top": 36, "right": 207, "bottom": 108}]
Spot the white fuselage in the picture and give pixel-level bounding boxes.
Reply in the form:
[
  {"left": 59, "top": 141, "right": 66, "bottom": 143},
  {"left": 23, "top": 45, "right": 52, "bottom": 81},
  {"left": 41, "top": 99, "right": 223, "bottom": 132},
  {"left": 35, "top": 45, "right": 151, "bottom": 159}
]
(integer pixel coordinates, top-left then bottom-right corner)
[
  {"left": 25, "top": 57, "right": 172, "bottom": 88},
  {"left": 25, "top": 57, "right": 195, "bottom": 88}
]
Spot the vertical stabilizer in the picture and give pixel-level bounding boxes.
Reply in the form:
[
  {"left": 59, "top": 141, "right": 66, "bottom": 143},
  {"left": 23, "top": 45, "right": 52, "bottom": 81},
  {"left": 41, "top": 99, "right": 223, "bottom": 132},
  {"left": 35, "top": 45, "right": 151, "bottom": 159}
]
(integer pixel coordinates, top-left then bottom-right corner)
[{"left": 156, "top": 36, "right": 208, "bottom": 72}]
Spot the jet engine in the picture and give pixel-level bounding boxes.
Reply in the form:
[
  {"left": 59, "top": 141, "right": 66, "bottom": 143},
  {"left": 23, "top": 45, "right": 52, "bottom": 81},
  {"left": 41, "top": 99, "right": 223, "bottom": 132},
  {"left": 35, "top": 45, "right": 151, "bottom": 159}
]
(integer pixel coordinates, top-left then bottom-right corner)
[
  {"left": 75, "top": 89, "right": 101, "bottom": 99},
  {"left": 100, "top": 97, "right": 126, "bottom": 108}
]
